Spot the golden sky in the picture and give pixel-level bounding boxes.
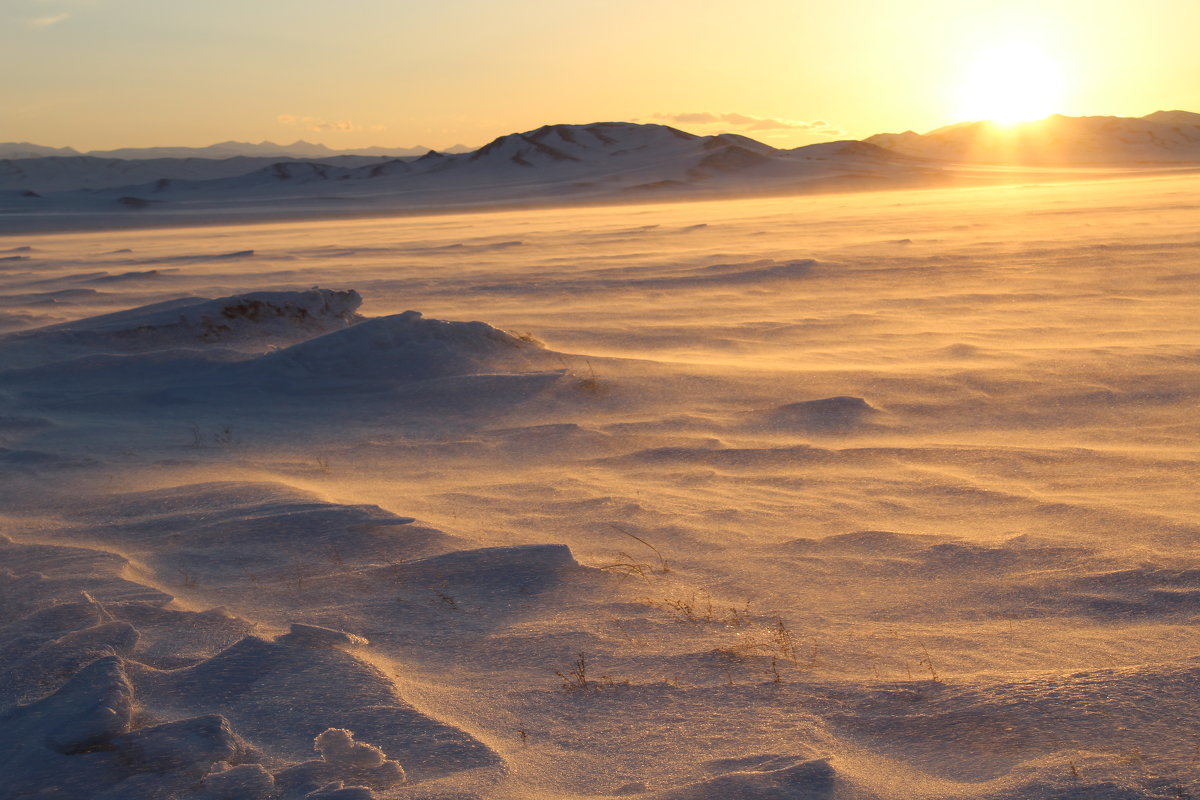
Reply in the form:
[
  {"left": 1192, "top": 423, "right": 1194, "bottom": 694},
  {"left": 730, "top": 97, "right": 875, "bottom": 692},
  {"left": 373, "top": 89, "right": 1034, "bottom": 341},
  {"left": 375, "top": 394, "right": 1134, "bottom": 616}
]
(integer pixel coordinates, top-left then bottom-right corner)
[{"left": 3, "top": 0, "right": 1197, "bottom": 151}]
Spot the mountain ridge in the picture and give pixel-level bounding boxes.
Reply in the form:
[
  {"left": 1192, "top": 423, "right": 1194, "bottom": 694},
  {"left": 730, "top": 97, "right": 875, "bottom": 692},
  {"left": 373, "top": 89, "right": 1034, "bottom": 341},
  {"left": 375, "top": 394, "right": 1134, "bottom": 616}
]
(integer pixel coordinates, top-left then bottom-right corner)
[
  {"left": 866, "top": 110, "right": 1200, "bottom": 164},
  {"left": 8, "top": 110, "right": 1197, "bottom": 169},
  {"left": 0, "top": 122, "right": 934, "bottom": 231},
  {"left": 3, "top": 113, "right": 1197, "bottom": 233},
  {"left": 0, "top": 140, "right": 476, "bottom": 161}
]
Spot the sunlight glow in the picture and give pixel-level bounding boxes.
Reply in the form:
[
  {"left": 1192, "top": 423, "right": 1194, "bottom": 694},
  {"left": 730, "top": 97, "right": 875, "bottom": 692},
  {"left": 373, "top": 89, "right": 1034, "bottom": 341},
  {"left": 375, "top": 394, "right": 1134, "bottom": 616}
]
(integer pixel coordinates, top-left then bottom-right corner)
[{"left": 957, "top": 41, "right": 1066, "bottom": 125}]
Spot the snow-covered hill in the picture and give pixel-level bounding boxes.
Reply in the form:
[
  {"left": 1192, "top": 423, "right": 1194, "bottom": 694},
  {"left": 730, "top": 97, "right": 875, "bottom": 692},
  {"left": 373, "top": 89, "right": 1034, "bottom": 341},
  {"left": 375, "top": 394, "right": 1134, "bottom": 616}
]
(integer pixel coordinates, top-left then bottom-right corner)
[
  {"left": 866, "top": 111, "right": 1200, "bottom": 164},
  {"left": 0, "top": 142, "right": 83, "bottom": 159},
  {"left": 4, "top": 114, "right": 1198, "bottom": 232},
  {"left": 0, "top": 122, "right": 933, "bottom": 230}
]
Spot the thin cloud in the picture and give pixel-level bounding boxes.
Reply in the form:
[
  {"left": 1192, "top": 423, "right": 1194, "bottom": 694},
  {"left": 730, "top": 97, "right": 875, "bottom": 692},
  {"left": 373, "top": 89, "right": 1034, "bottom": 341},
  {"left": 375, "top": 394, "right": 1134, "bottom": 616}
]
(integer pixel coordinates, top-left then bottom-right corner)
[
  {"left": 29, "top": 12, "right": 70, "bottom": 27},
  {"left": 277, "top": 115, "right": 373, "bottom": 133},
  {"left": 653, "top": 112, "right": 844, "bottom": 137}
]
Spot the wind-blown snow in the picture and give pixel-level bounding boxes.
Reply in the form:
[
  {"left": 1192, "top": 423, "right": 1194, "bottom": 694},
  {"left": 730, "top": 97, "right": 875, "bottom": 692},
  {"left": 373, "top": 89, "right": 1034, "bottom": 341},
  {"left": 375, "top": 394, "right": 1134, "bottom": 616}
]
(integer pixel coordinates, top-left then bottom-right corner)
[
  {"left": 252, "top": 309, "right": 555, "bottom": 382},
  {"left": 0, "top": 169, "right": 1197, "bottom": 799}
]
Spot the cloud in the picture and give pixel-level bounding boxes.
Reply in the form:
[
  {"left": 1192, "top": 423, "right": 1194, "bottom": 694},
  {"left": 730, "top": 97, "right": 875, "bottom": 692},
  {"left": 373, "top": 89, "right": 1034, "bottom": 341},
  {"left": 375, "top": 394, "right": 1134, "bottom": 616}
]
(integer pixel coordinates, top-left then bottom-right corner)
[
  {"left": 29, "top": 12, "right": 70, "bottom": 27},
  {"left": 277, "top": 115, "right": 374, "bottom": 133},
  {"left": 652, "top": 112, "right": 845, "bottom": 137}
]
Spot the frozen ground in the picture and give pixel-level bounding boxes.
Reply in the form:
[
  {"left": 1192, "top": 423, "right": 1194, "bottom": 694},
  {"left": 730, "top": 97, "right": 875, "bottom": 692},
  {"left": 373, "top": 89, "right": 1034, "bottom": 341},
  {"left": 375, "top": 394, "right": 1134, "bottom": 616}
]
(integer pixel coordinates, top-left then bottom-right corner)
[{"left": 0, "top": 172, "right": 1198, "bottom": 799}]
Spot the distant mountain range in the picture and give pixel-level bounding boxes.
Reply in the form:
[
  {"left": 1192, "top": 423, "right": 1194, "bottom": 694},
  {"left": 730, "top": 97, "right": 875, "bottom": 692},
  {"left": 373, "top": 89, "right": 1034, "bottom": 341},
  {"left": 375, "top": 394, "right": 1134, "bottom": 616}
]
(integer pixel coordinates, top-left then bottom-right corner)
[
  {"left": 0, "top": 154, "right": 404, "bottom": 193},
  {"left": 8, "top": 110, "right": 1197, "bottom": 168},
  {"left": 0, "top": 140, "right": 475, "bottom": 161},
  {"left": 866, "top": 110, "right": 1200, "bottom": 164},
  {"left": 2, "top": 113, "right": 1197, "bottom": 232},
  {"left": 2, "top": 121, "right": 929, "bottom": 204}
]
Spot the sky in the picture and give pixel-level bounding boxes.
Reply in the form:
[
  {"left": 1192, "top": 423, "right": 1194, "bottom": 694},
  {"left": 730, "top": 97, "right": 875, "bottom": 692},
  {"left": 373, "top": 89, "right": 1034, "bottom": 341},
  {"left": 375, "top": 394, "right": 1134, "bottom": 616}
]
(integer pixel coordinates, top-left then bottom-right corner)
[{"left": 3, "top": 0, "right": 1198, "bottom": 152}]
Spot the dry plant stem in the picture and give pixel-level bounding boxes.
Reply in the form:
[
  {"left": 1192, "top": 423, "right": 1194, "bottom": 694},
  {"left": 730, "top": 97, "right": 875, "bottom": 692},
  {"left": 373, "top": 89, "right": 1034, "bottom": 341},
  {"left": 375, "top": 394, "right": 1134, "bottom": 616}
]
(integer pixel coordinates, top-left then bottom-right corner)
[
  {"left": 595, "top": 551, "right": 653, "bottom": 584},
  {"left": 771, "top": 616, "right": 798, "bottom": 662},
  {"left": 918, "top": 642, "right": 941, "bottom": 683},
  {"left": 556, "top": 652, "right": 590, "bottom": 692},
  {"left": 609, "top": 524, "right": 669, "bottom": 573}
]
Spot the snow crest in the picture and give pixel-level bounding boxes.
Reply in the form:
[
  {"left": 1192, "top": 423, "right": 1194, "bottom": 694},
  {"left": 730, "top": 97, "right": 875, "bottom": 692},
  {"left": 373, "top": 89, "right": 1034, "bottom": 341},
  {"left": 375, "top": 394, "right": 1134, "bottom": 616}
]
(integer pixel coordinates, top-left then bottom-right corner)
[
  {"left": 254, "top": 309, "right": 552, "bottom": 382},
  {"left": 0, "top": 289, "right": 363, "bottom": 371}
]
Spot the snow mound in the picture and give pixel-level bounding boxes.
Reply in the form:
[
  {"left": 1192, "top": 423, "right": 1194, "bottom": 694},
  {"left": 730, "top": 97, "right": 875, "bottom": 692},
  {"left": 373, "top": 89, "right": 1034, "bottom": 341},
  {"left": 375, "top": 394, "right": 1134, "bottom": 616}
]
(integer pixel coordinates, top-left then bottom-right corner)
[
  {"left": 652, "top": 756, "right": 835, "bottom": 800},
  {"left": 764, "top": 396, "right": 880, "bottom": 433},
  {"left": 73, "top": 481, "right": 451, "bottom": 590},
  {"left": 22, "top": 655, "right": 134, "bottom": 752},
  {"left": 387, "top": 543, "right": 581, "bottom": 601},
  {"left": 0, "top": 289, "right": 363, "bottom": 370},
  {"left": 785, "top": 529, "right": 947, "bottom": 554},
  {"left": 200, "top": 764, "right": 276, "bottom": 800},
  {"left": 3, "top": 480, "right": 504, "bottom": 789},
  {"left": 252, "top": 309, "right": 555, "bottom": 382},
  {"left": 54, "top": 288, "right": 360, "bottom": 349},
  {"left": 0, "top": 296, "right": 575, "bottom": 415},
  {"left": 0, "top": 536, "right": 174, "bottom": 614},
  {"left": 1064, "top": 564, "right": 1200, "bottom": 618},
  {"left": 783, "top": 530, "right": 1093, "bottom": 579},
  {"left": 134, "top": 632, "right": 501, "bottom": 778},
  {"left": 608, "top": 444, "right": 836, "bottom": 469},
  {"left": 0, "top": 653, "right": 266, "bottom": 798},
  {"left": 0, "top": 618, "right": 138, "bottom": 707},
  {"left": 112, "top": 713, "right": 259, "bottom": 775},
  {"left": 830, "top": 661, "right": 1200, "bottom": 787},
  {"left": 0, "top": 656, "right": 133, "bottom": 797},
  {"left": 279, "top": 624, "right": 369, "bottom": 651},
  {"left": 274, "top": 728, "right": 406, "bottom": 796},
  {"left": 300, "top": 783, "right": 377, "bottom": 800}
]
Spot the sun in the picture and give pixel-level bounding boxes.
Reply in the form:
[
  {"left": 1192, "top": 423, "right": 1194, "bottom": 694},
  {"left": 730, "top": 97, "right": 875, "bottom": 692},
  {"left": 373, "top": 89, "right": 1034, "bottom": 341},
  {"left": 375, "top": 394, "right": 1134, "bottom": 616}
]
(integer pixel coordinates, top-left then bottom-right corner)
[{"left": 956, "top": 41, "right": 1066, "bottom": 125}]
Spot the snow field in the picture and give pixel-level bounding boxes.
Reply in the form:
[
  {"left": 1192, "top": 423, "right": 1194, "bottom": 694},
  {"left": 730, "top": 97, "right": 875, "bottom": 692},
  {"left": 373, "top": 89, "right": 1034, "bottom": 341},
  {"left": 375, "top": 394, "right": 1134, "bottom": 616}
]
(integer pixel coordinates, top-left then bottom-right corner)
[{"left": 0, "top": 173, "right": 1198, "bottom": 798}]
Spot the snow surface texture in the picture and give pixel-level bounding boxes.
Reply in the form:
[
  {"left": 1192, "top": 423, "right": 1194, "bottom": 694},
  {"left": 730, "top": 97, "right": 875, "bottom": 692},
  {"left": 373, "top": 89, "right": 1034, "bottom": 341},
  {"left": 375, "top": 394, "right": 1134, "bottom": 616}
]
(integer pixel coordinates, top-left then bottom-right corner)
[{"left": 0, "top": 173, "right": 1198, "bottom": 798}]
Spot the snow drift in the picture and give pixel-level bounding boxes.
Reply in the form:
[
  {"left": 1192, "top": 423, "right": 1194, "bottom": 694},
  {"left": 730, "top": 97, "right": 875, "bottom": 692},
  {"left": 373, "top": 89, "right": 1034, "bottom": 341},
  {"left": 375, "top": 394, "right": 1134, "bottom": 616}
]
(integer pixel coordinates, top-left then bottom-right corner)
[{"left": 251, "top": 309, "right": 556, "bottom": 382}]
